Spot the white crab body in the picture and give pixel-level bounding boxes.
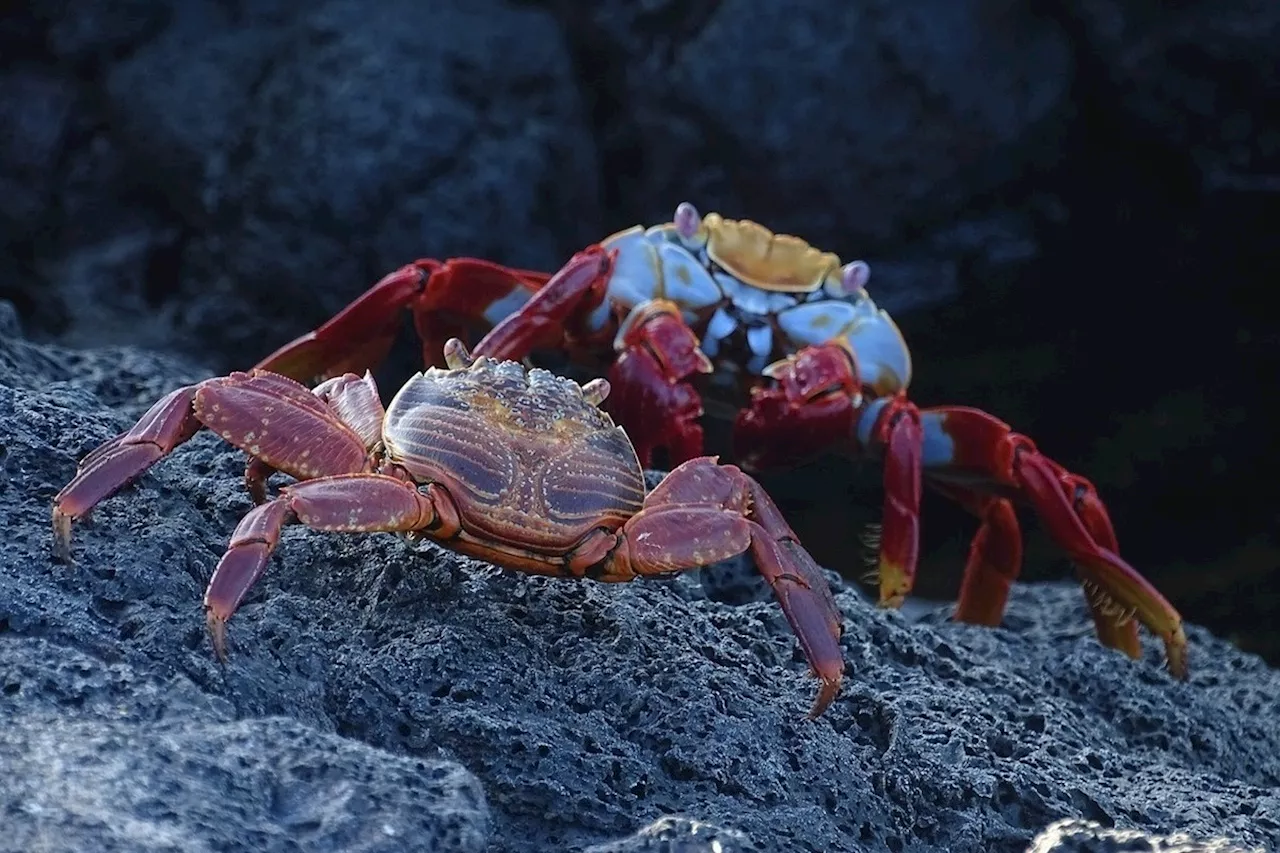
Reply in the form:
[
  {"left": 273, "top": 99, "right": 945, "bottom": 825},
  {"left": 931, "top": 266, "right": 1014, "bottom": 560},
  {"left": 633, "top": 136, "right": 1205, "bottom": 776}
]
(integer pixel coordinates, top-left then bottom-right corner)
[{"left": 579, "top": 204, "right": 913, "bottom": 398}]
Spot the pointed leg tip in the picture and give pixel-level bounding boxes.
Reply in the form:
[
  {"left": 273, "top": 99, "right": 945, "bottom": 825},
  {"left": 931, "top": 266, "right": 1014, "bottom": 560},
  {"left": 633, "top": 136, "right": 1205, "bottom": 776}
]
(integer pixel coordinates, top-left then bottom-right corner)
[
  {"left": 205, "top": 610, "right": 231, "bottom": 664},
  {"left": 806, "top": 676, "right": 842, "bottom": 721},
  {"left": 876, "top": 561, "right": 911, "bottom": 610},
  {"left": 1166, "top": 632, "right": 1190, "bottom": 681},
  {"left": 51, "top": 506, "right": 75, "bottom": 564}
]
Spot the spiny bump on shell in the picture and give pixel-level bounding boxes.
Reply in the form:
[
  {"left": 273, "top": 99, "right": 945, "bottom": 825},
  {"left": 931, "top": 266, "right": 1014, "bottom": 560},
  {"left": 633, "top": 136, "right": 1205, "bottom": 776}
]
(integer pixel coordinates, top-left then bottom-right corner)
[
  {"left": 415, "top": 341, "right": 620, "bottom": 432},
  {"left": 581, "top": 378, "right": 610, "bottom": 407},
  {"left": 443, "top": 337, "right": 477, "bottom": 370}
]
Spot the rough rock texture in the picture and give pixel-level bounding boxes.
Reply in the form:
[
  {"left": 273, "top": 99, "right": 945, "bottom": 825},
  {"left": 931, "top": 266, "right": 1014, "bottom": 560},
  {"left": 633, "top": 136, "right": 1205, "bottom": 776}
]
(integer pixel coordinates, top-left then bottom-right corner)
[
  {"left": 3, "top": 641, "right": 489, "bottom": 853},
  {"left": 564, "top": 0, "right": 1071, "bottom": 246},
  {"left": 0, "top": 0, "right": 1061, "bottom": 369},
  {"left": 4, "top": 0, "right": 601, "bottom": 364},
  {"left": 1, "top": 305, "right": 1276, "bottom": 852},
  {"left": 1062, "top": 0, "right": 1280, "bottom": 192},
  {"left": 1026, "top": 819, "right": 1266, "bottom": 853}
]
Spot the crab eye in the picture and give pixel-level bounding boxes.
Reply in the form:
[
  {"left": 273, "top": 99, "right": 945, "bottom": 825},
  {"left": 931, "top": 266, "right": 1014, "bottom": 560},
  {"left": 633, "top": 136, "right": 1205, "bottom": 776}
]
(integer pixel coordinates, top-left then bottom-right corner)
[
  {"left": 580, "top": 378, "right": 610, "bottom": 407},
  {"left": 841, "top": 261, "right": 870, "bottom": 294},
  {"left": 827, "top": 260, "right": 870, "bottom": 297},
  {"left": 674, "top": 201, "right": 701, "bottom": 240}
]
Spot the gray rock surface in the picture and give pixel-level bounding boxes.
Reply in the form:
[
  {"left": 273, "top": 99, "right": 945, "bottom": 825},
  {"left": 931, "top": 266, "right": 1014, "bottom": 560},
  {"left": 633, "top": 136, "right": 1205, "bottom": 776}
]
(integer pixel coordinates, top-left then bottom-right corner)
[
  {"left": 102, "top": 0, "right": 599, "bottom": 363},
  {"left": 571, "top": 0, "right": 1072, "bottom": 247},
  {"left": 4, "top": 0, "right": 600, "bottom": 366},
  {"left": 2, "top": 641, "right": 489, "bottom": 853},
  {"left": 1, "top": 304, "right": 1276, "bottom": 852}
]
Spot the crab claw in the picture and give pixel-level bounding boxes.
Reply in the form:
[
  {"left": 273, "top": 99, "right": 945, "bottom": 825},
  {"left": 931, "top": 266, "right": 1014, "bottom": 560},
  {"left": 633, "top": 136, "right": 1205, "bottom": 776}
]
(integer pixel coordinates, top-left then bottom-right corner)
[
  {"left": 733, "top": 342, "right": 862, "bottom": 471},
  {"left": 607, "top": 299, "right": 713, "bottom": 467}
]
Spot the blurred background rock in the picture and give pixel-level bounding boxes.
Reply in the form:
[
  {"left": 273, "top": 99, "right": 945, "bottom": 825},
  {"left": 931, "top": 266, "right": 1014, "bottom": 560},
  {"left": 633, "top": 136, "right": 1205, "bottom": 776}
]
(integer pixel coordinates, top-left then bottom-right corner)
[{"left": 2, "top": 0, "right": 1275, "bottom": 662}]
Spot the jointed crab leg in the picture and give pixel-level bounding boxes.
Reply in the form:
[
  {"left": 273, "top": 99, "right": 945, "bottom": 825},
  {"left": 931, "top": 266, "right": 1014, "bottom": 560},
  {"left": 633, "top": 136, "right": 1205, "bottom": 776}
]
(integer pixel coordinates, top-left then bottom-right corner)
[
  {"left": 52, "top": 385, "right": 203, "bottom": 560},
  {"left": 52, "top": 370, "right": 381, "bottom": 561},
  {"left": 899, "top": 406, "right": 1186, "bottom": 676},
  {"left": 205, "top": 472, "right": 446, "bottom": 657},
  {"left": 600, "top": 457, "right": 844, "bottom": 718},
  {"left": 255, "top": 258, "right": 556, "bottom": 384},
  {"left": 738, "top": 342, "right": 1188, "bottom": 677}
]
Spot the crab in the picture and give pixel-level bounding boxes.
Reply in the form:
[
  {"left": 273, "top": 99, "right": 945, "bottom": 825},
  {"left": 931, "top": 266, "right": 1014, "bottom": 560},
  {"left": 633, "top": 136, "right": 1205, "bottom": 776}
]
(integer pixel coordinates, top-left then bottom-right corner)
[
  {"left": 51, "top": 339, "right": 846, "bottom": 718},
  {"left": 247, "top": 201, "right": 1189, "bottom": 679}
]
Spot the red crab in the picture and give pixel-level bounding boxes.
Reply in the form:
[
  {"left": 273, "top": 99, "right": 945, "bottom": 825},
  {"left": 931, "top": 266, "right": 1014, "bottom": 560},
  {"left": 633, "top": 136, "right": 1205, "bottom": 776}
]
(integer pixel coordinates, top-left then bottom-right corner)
[
  {"left": 251, "top": 201, "right": 1188, "bottom": 679},
  {"left": 52, "top": 340, "right": 846, "bottom": 718}
]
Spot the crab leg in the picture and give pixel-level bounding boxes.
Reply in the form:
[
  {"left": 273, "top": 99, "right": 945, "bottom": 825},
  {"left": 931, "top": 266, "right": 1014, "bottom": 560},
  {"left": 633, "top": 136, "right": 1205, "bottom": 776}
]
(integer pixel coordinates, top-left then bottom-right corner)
[
  {"left": 603, "top": 457, "right": 844, "bottom": 719},
  {"left": 52, "top": 370, "right": 379, "bottom": 561},
  {"left": 255, "top": 258, "right": 554, "bottom": 384},
  {"left": 52, "top": 385, "right": 204, "bottom": 560},
  {"left": 470, "top": 245, "right": 614, "bottom": 358},
  {"left": 204, "top": 472, "right": 451, "bottom": 658},
  {"left": 858, "top": 400, "right": 1188, "bottom": 678},
  {"left": 736, "top": 341, "right": 1186, "bottom": 678},
  {"left": 924, "top": 485, "right": 1023, "bottom": 628}
]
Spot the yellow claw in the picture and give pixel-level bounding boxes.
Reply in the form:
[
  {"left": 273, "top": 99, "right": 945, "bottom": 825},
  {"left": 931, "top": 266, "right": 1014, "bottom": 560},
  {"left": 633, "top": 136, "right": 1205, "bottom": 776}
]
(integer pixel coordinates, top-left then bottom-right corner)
[{"left": 701, "top": 213, "right": 841, "bottom": 293}]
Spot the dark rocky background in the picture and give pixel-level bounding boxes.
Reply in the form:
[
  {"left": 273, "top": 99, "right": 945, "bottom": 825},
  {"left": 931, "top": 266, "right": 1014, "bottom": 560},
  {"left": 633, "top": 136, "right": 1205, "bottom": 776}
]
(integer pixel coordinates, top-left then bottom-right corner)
[{"left": 2, "top": 1, "right": 1277, "bottom": 850}]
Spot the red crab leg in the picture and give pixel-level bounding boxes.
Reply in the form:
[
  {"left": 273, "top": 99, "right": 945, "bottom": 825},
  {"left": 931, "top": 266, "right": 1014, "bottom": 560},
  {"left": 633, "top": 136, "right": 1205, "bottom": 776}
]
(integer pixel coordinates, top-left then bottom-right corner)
[
  {"left": 605, "top": 300, "right": 713, "bottom": 467},
  {"left": 470, "top": 245, "right": 614, "bottom": 358},
  {"left": 255, "top": 258, "right": 553, "bottom": 384},
  {"left": 856, "top": 396, "right": 925, "bottom": 609},
  {"left": 52, "top": 385, "right": 204, "bottom": 561},
  {"left": 927, "top": 477, "right": 1141, "bottom": 661},
  {"left": 601, "top": 457, "right": 844, "bottom": 719},
  {"left": 924, "top": 485, "right": 1023, "bottom": 628},
  {"left": 735, "top": 342, "right": 1186, "bottom": 678},
  {"left": 204, "top": 472, "right": 453, "bottom": 658},
  {"left": 871, "top": 403, "right": 1187, "bottom": 678},
  {"left": 52, "top": 370, "right": 376, "bottom": 561}
]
